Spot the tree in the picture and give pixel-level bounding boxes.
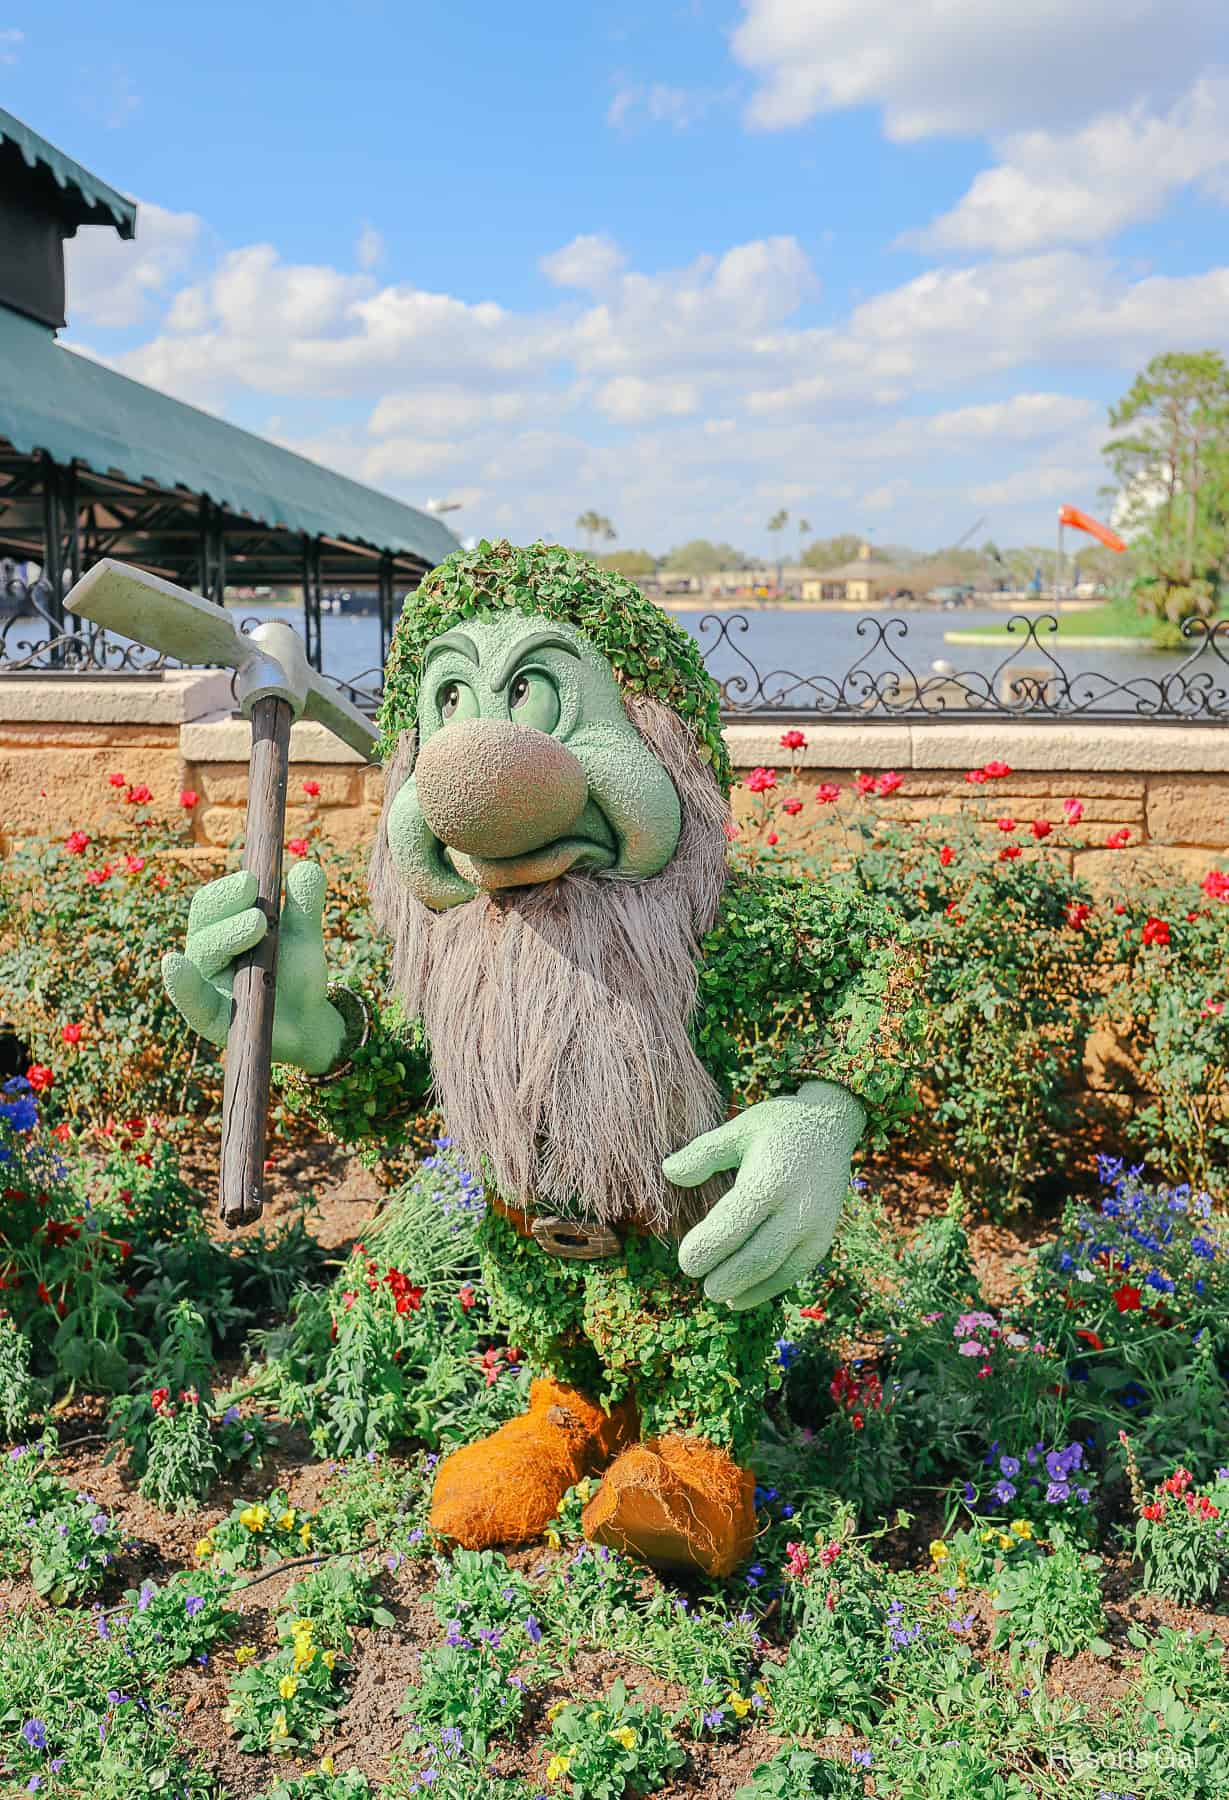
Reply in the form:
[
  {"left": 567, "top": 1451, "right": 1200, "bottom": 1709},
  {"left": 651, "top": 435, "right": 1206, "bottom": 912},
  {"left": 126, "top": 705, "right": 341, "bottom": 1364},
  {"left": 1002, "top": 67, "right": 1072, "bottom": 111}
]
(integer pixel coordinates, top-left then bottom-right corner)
[
  {"left": 800, "top": 533, "right": 864, "bottom": 570},
  {"left": 1104, "top": 351, "right": 1229, "bottom": 622},
  {"left": 598, "top": 548, "right": 656, "bottom": 576},
  {"left": 766, "top": 509, "right": 789, "bottom": 537},
  {"left": 661, "top": 540, "right": 751, "bottom": 574},
  {"left": 575, "top": 511, "right": 617, "bottom": 551}
]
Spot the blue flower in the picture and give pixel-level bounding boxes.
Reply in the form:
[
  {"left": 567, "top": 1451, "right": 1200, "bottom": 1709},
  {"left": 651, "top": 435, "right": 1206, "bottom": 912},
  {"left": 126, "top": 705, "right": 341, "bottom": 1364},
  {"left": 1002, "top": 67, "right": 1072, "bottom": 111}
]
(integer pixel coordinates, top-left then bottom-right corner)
[
  {"left": 993, "top": 1480, "right": 1017, "bottom": 1503},
  {"left": 525, "top": 1615, "right": 542, "bottom": 1645},
  {"left": 851, "top": 1747, "right": 874, "bottom": 1768},
  {"left": 184, "top": 1596, "right": 205, "bottom": 1618},
  {"left": 775, "top": 1338, "right": 800, "bottom": 1369},
  {"left": 21, "top": 1721, "right": 47, "bottom": 1751},
  {"left": 999, "top": 1455, "right": 1021, "bottom": 1477}
]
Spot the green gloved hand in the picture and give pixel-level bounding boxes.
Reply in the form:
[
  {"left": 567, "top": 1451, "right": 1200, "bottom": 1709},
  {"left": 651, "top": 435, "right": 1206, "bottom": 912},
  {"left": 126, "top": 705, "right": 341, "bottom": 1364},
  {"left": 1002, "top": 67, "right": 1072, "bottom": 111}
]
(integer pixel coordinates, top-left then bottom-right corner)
[
  {"left": 667, "top": 1079, "right": 866, "bottom": 1311},
  {"left": 162, "top": 860, "right": 346, "bottom": 1076}
]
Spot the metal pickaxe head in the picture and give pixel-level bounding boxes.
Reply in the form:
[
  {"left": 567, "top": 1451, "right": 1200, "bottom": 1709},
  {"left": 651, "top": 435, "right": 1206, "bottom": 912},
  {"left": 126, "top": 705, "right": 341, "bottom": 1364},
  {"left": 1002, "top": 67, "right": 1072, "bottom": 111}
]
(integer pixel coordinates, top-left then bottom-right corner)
[
  {"left": 65, "top": 557, "right": 379, "bottom": 1228},
  {"left": 65, "top": 558, "right": 378, "bottom": 757}
]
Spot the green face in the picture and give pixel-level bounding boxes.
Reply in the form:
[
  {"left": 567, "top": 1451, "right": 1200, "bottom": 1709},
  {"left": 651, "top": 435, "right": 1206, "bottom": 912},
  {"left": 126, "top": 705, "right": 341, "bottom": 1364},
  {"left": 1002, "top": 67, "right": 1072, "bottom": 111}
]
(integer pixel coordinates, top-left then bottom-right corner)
[{"left": 386, "top": 610, "right": 683, "bottom": 908}]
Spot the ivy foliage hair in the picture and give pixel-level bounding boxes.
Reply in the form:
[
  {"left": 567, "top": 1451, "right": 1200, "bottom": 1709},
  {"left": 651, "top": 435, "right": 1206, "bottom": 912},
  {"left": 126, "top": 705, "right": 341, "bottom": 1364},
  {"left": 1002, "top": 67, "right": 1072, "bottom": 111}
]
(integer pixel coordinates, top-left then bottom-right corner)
[{"left": 377, "top": 538, "right": 733, "bottom": 794}]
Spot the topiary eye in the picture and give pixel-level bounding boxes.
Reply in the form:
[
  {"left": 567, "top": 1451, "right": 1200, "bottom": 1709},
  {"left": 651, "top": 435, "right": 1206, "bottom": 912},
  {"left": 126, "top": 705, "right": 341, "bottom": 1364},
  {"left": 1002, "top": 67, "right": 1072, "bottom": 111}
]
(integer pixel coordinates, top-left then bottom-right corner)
[
  {"left": 508, "top": 670, "right": 561, "bottom": 733},
  {"left": 437, "top": 679, "right": 478, "bottom": 723}
]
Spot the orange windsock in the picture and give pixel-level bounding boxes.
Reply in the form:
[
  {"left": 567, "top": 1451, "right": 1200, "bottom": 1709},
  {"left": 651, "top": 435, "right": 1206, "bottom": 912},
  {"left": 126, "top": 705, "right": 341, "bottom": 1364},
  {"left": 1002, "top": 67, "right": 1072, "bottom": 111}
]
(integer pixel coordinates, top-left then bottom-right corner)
[{"left": 1058, "top": 505, "right": 1126, "bottom": 553}]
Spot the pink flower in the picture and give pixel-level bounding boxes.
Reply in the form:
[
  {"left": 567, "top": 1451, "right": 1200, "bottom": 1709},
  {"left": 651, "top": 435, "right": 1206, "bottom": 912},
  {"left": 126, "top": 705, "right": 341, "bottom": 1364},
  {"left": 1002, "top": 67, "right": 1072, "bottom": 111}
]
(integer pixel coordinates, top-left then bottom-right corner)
[
  {"left": 781, "top": 797, "right": 803, "bottom": 816},
  {"left": 958, "top": 1340, "right": 985, "bottom": 1357},
  {"left": 723, "top": 820, "right": 740, "bottom": 841},
  {"left": 745, "top": 766, "right": 777, "bottom": 794},
  {"left": 179, "top": 789, "right": 199, "bottom": 809},
  {"left": 1201, "top": 869, "right": 1229, "bottom": 901},
  {"left": 876, "top": 770, "right": 903, "bottom": 795},
  {"left": 1201, "top": 998, "right": 1224, "bottom": 1017},
  {"left": 818, "top": 1540, "right": 842, "bottom": 1567},
  {"left": 84, "top": 865, "right": 113, "bottom": 885},
  {"left": 815, "top": 783, "right": 840, "bottom": 804},
  {"left": 784, "top": 1540, "right": 810, "bottom": 1578},
  {"left": 65, "top": 830, "right": 90, "bottom": 855},
  {"left": 125, "top": 854, "right": 146, "bottom": 874},
  {"left": 287, "top": 838, "right": 309, "bottom": 857},
  {"left": 302, "top": 779, "right": 321, "bottom": 797},
  {"left": 458, "top": 1284, "right": 476, "bottom": 1311},
  {"left": 997, "top": 817, "right": 1016, "bottom": 832},
  {"left": 855, "top": 772, "right": 876, "bottom": 796},
  {"left": 965, "top": 768, "right": 988, "bottom": 785},
  {"left": 779, "top": 729, "right": 807, "bottom": 751},
  {"left": 1063, "top": 798, "right": 1085, "bottom": 823},
  {"left": 983, "top": 760, "right": 1012, "bottom": 779}
]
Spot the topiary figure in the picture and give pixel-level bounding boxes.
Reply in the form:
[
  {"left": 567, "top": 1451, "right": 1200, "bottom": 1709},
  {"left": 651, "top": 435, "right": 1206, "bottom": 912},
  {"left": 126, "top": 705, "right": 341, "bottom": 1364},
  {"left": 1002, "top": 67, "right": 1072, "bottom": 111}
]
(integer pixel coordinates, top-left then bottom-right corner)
[{"left": 163, "top": 540, "right": 920, "bottom": 1576}]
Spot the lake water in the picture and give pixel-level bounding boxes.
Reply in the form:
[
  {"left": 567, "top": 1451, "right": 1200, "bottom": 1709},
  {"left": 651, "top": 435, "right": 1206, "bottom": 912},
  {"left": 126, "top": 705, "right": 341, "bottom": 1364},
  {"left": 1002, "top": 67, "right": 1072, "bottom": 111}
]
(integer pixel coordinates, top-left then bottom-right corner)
[{"left": 227, "top": 601, "right": 1208, "bottom": 714}]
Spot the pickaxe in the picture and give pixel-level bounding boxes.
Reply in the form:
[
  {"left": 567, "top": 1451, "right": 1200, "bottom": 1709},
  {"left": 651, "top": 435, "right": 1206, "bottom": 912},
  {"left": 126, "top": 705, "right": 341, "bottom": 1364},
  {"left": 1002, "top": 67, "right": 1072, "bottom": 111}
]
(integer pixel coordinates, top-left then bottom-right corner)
[{"left": 65, "top": 558, "right": 378, "bottom": 1228}]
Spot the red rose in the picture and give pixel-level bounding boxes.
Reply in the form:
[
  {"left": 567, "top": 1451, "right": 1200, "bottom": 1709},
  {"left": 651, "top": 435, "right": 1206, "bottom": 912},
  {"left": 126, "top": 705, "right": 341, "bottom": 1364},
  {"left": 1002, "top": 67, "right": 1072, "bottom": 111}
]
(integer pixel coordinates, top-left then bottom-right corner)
[
  {"left": 26, "top": 1064, "right": 54, "bottom": 1092},
  {"left": 766, "top": 831, "right": 779, "bottom": 846},
  {"left": 781, "top": 798, "right": 803, "bottom": 816},
  {"left": 61, "top": 1023, "right": 83, "bottom": 1045},
  {"left": 939, "top": 845, "right": 955, "bottom": 867},
  {"left": 854, "top": 772, "right": 876, "bottom": 795},
  {"left": 302, "top": 778, "right": 321, "bottom": 797},
  {"left": 65, "top": 830, "right": 90, "bottom": 855},
  {"left": 815, "top": 783, "right": 840, "bottom": 804},
  {"left": 288, "top": 838, "right": 309, "bottom": 857},
  {"left": 745, "top": 766, "right": 777, "bottom": 794},
  {"left": 126, "top": 783, "right": 152, "bottom": 805},
  {"left": 983, "top": 760, "right": 1011, "bottom": 778},
  {"left": 1031, "top": 819, "right": 1052, "bottom": 839},
  {"left": 779, "top": 730, "right": 807, "bottom": 751},
  {"left": 875, "top": 770, "right": 903, "bottom": 795},
  {"left": 107, "top": 771, "right": 126, "bottom": 787},
  {"left": 179, "top": 789, "right": 199, "bottom": 809},
  {"left": 125, "top": 854, "right": 146, "bottom": 874},
  {"left": 1066, "top": 901, "right": 1092, "bottom": 931},
  {"left": 1063, "top": 797, "right": 1085, "bottom": 823},
  {"left": 965, "top": 768, "right": 988, "bottom": 785},
  {"left": 1141, "top": 916, "right": 1170, "bottom": 947},
  {"left": 1201, "top": 868, "right": 1229, "bottom": 900},
  {"left": 997, "top": 818, "right": 1016, "bottom": 832},
  {"left": 999, "top": 845, "right": 1021, "bottom": 861},
  {"left": 1106, "top": 828, "right": 1131, "bottom": 849}
]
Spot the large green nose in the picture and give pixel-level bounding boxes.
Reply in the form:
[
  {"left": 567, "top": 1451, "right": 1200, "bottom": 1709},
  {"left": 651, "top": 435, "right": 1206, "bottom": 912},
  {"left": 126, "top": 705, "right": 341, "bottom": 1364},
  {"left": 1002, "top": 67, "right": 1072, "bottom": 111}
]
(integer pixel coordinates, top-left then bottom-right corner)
[{"left": 414, "top": 718, "right": 589, "bottom": 858}]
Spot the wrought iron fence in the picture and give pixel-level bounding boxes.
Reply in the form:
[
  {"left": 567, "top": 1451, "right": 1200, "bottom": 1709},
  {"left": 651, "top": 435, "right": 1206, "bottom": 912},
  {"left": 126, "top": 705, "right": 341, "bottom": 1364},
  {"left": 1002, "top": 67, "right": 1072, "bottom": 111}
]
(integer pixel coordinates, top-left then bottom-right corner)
[{"left": 5, "top": 563, "right": 1229, "bottom": 724}]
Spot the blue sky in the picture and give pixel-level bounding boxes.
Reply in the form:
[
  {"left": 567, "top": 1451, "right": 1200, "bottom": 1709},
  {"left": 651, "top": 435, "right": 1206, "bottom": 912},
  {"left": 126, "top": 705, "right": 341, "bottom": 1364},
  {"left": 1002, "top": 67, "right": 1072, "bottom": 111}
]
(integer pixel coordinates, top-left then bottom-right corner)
[{"left": 5, "top": 0, "right": 1229, "bottom": 555}]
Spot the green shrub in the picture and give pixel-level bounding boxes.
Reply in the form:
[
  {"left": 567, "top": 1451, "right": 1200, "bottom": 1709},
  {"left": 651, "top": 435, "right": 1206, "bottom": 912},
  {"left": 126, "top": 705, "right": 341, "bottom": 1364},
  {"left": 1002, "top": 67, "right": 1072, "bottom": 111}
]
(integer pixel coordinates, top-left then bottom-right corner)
[
  {"left": 735, "top": 1748, "right": 863, "bottom": 1797},
  {"left": 540, "top": 1678, "right": 686, "bottom": 1799},
  {"left": 987, "top": 1528, "right": 1109, "bottom": 1660}
]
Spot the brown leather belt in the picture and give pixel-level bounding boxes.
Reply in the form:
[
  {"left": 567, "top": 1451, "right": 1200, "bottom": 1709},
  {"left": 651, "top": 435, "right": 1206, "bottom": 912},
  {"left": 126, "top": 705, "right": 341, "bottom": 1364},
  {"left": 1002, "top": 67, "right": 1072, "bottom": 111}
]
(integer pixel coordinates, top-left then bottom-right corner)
[{"left": 492, "top": 1195, "right": 624, "bottom": 1262}]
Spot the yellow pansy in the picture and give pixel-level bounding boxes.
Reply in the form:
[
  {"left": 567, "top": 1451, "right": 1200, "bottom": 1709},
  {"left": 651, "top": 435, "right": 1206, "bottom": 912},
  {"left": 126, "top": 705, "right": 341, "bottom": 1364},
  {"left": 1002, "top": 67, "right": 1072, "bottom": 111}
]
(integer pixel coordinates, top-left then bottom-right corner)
[
  {"left": 545, "top": 1527, "right": 561, "bottom": 1549},
  {"left": 322, "top": 1649, "right": 337, "bottom": 1671},
  {"left": 754, "top": 1681, "right": 769, "bottom": 1700},
  {"left": 270, "top": 1710, "right": 289, "bottom": 1742},
  {"left": 277, "top": 1508, "right": 296, "bottom": 1532},
  {"left": 997, "top": 1533, "right": 1014, "bottom": 1551},
  {"left": 299, "top": 1522, "right": 312, "bottom": 1548},
  {"left": 609, "top": 1726, "right": 637, "bottom": 1750},
  {"left": 727, "top": 1691, "right": 751, "bottom": 1719},
  {"left": 279, "top": 1675, "right": 298, "bottom": 1700},
  {"left": 588, "top": 1710, "right": 602, "bottom": 1724},
  {"left": 293, "top": 1644, "right": 316, "bottom": 1673},
  {"left": 319, "top": 1757, "right": 335, "bottom": 1775},
  {"left": 292, "top": 1619, "right": 314, "bottom": 1640},
  {"left": 980, "top": 1528, "right": 997, "bottom": 1543},
  {"left": 233, "top": 1645, "right": 258, "bottom": 1665},
  {"left": 546, "top": 1753, "right": 571, "bottom": 1781},
  {"left": 1010, "top": 1519, "right": 1034, "bottom": 1538},
  {"left": 928, "top": 1539, "right": 949, "bottom": 1563},
  {"left": 240, "top": 1504, "right": 268, "bottom": 1533},
  {"left": 194, "top": 1536, "right": 214, "bottom": 1561},
  {"left": 574, "top": 1478, "right": 595, "bottom": 1503},
  {"left": 546, "top": 1701, "right": 566, "bottom": 1722}
]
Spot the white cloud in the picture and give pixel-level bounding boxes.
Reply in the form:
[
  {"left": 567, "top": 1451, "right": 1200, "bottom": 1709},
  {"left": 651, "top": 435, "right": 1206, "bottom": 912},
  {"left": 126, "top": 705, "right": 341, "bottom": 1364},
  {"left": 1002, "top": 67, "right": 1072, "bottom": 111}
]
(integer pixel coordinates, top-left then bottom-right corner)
[
  {"left": 595, "top": 375, "right": 700, "bottom": 423},
  {"left": 540, "top": 233, "right": 626, "bottom": 291},
  {"left": 0, "top": 27, "right": 22, "bottom": 63},
  {"left": 969, "top": 464, "right": 1098, "bottom": 506},
  {"left": 605, "top": 79, "right": 726, "bottom": 131},
  {"left": 915, "top": 77, "right": 1229, "bottom": 253},
  {"left": 731, "top": 0, "right": 1226, "bottom": 140},
  {"left": 66, "top": 200, "right": 202, "bottom": 328},
  {"left": 355, "top": 224, "right": 384, "bottom": 270}
]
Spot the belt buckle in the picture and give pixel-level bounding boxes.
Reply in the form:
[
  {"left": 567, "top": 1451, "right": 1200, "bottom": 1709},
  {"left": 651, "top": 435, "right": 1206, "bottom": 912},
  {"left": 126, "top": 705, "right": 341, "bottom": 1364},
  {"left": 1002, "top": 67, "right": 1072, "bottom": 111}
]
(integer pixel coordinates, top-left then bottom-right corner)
[{"left": 530, "top": 1215, "right": 622, "bottom": 1261}]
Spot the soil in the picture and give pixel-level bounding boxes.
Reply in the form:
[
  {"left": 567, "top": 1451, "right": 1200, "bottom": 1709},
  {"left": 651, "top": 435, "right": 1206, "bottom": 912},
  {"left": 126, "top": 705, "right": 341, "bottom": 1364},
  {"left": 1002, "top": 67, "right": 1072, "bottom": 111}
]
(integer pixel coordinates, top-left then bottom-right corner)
[{"left": 5, "top": 1142, "right": 1223, "bottom": 1797}]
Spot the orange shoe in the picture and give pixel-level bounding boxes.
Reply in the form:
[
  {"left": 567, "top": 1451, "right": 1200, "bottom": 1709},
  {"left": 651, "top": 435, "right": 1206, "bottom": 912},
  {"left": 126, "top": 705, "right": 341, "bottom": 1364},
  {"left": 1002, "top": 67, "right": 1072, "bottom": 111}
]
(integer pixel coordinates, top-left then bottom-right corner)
[
  {"left": 581, "top": 1435, "right": 757, "bottom": 1578},
  {"left": 430, "top": 1378, "right": 636, "bottom": 1550}
]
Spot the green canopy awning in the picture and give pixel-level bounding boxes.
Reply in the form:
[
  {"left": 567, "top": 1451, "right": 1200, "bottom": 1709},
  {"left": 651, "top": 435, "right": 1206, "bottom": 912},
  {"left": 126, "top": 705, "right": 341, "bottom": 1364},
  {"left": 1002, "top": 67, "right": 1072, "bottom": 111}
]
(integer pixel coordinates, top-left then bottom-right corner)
[
  {"left": 0, "top": 305, "right": 459, "bottom": 566},
  {"left": 0, "top": 108, "right": 137, "bottom": 238}
]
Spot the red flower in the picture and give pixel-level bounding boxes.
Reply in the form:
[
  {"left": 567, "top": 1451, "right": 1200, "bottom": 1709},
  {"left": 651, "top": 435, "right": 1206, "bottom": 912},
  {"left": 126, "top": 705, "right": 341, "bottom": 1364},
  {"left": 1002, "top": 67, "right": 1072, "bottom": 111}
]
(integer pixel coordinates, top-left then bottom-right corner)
[
  {"left": 125, "top": 853, "right": 146, "bottom": 874},
  {"left": 178, "top": 789, "right": 198, "bottom": 809},
  {"left": 61, "top": 1023, "right": 83, "bottom": 1046},
  {"left": 1201, "top": 998, "right": 1224, "bottom": 1017},
  {"left": 938, "top": 845, "right": 955, "bottom": 867},
  {"left": 51, "top": 1122, "right": 71, "bottom": 1142},
  {"left": 65, "top": 830, "right": 90, "bottom": 855},
  {"left": 854, "top": 772, "right": 876, "bottom": 795},
  {"left": 997, "top": 817, "right": 1016, "bottom": 832},
  {"left": 37, "top": 1280, "right": 52, "bottom": 1305},
  {"left": 1163, "top": 1468, "right": 1192, "bottom": 1495},
  {"left": 302, "top": 778, "right": 321, "bottom": 797},
  {"left": 1106, "top": 828, "right": 1131, "bottom": 850},
  {"left": 151, "top": 1387, "right": 169, "bottom": 1411},
  {"left": 766, "top": 831, "right": 779, "bottom": 846},
  {"left": 983, "top": 760, "right": 1011, "bottom": 778},
  {"left": 1066, "top": 901, "right": 1092, "bottom": 931},
  {"left": 1141, "top": 915, "right": 1170, "bottom": 947},
  {"left": 1113, "top": 1283, "right": 1142, "bottom": 1313},
  {"left": 126, "top": 783, "right": 153, "bottom": 806},
  {"left": 876, "top": 770, "right": 903, "bottom": 795},
  {"left": 781, "top": 797, "right": 803, "bottom": 816},
  {"left": 84, "top": 865, "right": 112, "bottom": 885},
  {"left": 798, "top": 1303, "right": 825, "bottom": 1320},
  {"left": 26, "top": 1064, "right": 53, "bottom": 1092},
  {"left": 288, "top": 838, "right": 309, "bottom": 857},
  {"left": 107, "top": 771, "right": 126, "bottom": 787},
  {"left": 1074, "top": 1328, "right": 1104, "bottom": 1352},
  {"left": 815, "top": 782, "right": 840, "bottom": 804},
  {"left": 1030, "top": 819, "right": 1052, "bottom": 839},
  {"left": 1141, "top": 1501, "right": 1166, "bottom": 1521},
  {"left": 745, "top": 766, "right": 777, "bottom": 794},
  {"left": 999, "top": 845, "right": 1021, "bottom": 861},
  {"left": 1201, "top": 868, "right": 1229, "bottom": 901},
  {"left": 1063, "top": 798, "right": 1085, "bottom": 824},
  {"left": 965, "top": 768, "right": 989, "bottom": 785},
  {"left": 723, "top": 820, "right": 739, "bottom": 841},
  {"left": 459, "top": 1284, "right": 476, "bottom": 1311},
  {"left": 779, "top": 730, "right": 807, "bottom": 751}
]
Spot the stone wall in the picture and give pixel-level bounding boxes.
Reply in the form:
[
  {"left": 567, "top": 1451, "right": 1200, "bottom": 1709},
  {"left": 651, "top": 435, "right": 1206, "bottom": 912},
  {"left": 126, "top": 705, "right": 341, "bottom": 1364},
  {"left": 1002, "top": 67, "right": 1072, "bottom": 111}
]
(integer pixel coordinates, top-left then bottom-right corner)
[{"left": 2, "top": 676, "right": 1229, "bottom": 885}]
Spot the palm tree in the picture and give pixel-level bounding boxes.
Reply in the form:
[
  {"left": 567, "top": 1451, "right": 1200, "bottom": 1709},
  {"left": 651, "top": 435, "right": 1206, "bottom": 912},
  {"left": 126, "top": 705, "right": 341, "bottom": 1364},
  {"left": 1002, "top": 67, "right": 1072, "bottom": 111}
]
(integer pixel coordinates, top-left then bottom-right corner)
[{"left": 576, "top": 511, "right": 617, "bottom": 552}]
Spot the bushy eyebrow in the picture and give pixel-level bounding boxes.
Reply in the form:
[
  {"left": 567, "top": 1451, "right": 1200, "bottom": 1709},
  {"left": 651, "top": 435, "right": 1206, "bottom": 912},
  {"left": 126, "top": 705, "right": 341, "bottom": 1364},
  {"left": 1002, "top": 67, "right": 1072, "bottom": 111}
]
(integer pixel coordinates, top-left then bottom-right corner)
[
  {"left": 423, "top": 629, "right": 480, "bottom": 670},
  {"left": 491, "top": 630, "right": 581, "bottom": 692}
]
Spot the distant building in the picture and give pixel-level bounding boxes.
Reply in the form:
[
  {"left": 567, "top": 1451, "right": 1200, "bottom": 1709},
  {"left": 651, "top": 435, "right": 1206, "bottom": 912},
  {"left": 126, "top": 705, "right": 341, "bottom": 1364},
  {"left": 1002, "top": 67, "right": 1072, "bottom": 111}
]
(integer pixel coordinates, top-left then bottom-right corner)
[{"left": 802, "top": 543, "right": 914, "bottom": 604}]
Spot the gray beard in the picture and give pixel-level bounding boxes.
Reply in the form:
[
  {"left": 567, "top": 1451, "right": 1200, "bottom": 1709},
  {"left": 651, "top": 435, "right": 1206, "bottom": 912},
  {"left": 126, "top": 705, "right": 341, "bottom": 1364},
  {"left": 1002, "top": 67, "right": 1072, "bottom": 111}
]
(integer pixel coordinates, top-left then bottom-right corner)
[{"left": 370, "top": 694, "right": 732, "bottom": 1235}]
